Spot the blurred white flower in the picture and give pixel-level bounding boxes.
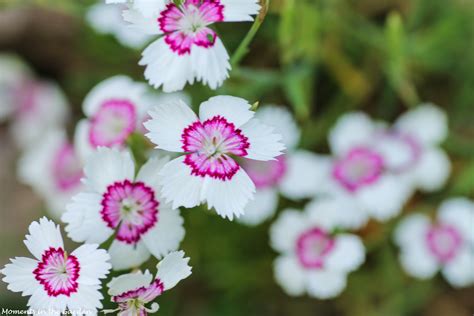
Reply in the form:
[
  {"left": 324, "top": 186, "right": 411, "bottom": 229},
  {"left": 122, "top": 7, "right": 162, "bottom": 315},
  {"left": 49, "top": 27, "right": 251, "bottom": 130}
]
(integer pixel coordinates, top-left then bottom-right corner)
[
  {"left": 144, "top": 96, "right": 285, "bottom": 220},
  {"left": 309, "top": 113, "right": 412, "bottom": 229},
  {"left": 1, "top": 217, "right": 111, "bottom": 314},
  {"left": 123, "top": 0, "right": 261, "bottom": 92},
  {"left": 106, "top": 251, "right": 192, "bottom": 315},
  {"left": 270, "top": 207, "right": 365, "bottom": 299},
  {"left": 238, "top": 106, "right": 322, "bottom": 226},
  {"left": 62, "top": 148, "right": 185, "bottom": 271},
  {"left": 18, "top": 129, "right": 83, "bottom": 219},
  {"left": 87, "top": 3, "right": 152, "bottom": 48},
  {"left": 394, "top": 198, "right": 474, "bottom": 288}
]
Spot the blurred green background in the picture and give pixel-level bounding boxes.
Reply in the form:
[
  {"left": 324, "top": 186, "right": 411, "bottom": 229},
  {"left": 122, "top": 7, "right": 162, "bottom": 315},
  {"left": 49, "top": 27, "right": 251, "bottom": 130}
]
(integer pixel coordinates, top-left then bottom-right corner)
[{"left": 0, "top": 0, "right": 473, "bottom": 315}]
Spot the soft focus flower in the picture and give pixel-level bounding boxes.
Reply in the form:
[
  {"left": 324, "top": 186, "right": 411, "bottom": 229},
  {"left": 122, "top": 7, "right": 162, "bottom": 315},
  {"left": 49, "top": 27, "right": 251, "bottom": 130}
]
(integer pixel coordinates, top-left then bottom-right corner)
[
  {"left": 373, "top": 104, "right": 450, "bottom": 193},
  {"left": 1, "top": 217, "right": 111, "bottom": 314},
  {"left": 308, "top": 113, "right": 412, "bottom": 229},
  {"left": 106, "top": 251, "right": 192, "bottom": 315},
  {"left": 394, "top": 198, "right": 474, "bottom": 287},
  {"left": 62, "top": 148, "right": 185, "bottom": 270},
  {"left": 87, "top": 3, "right": 152, "bottom": 48},
  {"left": 144, "top": 96, "right": 285, "bottom": 220},
  {"left": 238, "top": 106, "right": 323, "bottom": 226},
  {"left": 75, "top": 76, "right": 149, "bottom": 161},
  {"left": 123, "top": 0, "right": 261, "bottom": 92},
  {"left": 270, "top": 206, "right": 365, "bottom": 299},
  {"left": 18, "top": 129, "right": 83, "bottom": 219}
]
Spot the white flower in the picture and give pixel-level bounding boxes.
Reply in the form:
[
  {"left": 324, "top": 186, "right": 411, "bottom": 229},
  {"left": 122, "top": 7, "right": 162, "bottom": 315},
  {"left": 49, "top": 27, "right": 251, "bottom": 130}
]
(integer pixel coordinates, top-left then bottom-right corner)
[
  {"left": 394, "top": 198, "right": 474, "bottom": 288},
  {"left": 0, "top": 54, "right": 32, "bottom": 122},
  {"left": 144, "top": 96, "right": 285, "bottom": 220},
  {"left": 270, "top": 207, "right": 365, "bottom": 299},
  {"left": 75, "top": 75, "right": 150, "bottom": 161},
  {"left": 106, "top": 251, "right": 191, "bottom": 315},
  {"left": 1, "top": 217, "right": 111, "bottom": 315},
  {"left": 87, "top": 3, "right": 152, "bottom": 48},
  {"left": 11, "top": 79, "right": 70, "bottom": 149},
  {"left": 238, "top": 106, "right": 322, "bottom": 226},
  {"left": 62, "top": 148, "right": 185, "bottom": 271},
  {"left": 18, "top": 129, "right": 83, "bottom": 219},
  {"left": 309, "top": 113, "right": 412, "bottom": 229},
  {"left": 374, "top": 104, "right": 451, "bottom": 192},
  {"left": 123, "top": 0, "right": 261, "bottom": 92}
]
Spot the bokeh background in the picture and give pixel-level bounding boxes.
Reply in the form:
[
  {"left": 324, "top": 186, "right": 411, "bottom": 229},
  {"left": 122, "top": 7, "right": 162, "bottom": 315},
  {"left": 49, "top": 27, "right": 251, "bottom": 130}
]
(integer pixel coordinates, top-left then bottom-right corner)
[{"left": 0, "top": 0, "right": 473, "bottom": 315}]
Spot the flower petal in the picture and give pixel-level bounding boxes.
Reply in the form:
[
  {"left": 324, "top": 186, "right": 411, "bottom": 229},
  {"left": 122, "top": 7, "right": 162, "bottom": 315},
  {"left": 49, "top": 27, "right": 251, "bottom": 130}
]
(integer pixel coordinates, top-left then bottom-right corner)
[
  {"left": 144, "top": 99, "right": 198, "bottom": 152},
  {"left": 273, "top": 255, "right": 306, "bottom": 296},
  {"left": 72, "top": 244, "right": 111, "bottom": 285},
  {"left": 24, "top": 217, "right": 64, "bottom": 260},
  {"left": 221, "top": 0, "right": 261, "bottom": 22},
  {"left": 237, "top": 188, "right": 279, "bottom": 226},
  {"left": 141, "top": 207, "right": 185, "bottom": 259},
  {"left": 395, "top": 103, "right": 448, "bottom": 145},
  {"left": 306, "top": 270, "right": 347, "bottom": 299},
  {"left": 156, "top": 251, "right": 192, "bottom": 291},
  {"left": 203, "top": 168, "right": 255, "bottom": 220},
  {"left": 199, "top": 95, "right": 254, "bottom": 128},
  {"left": 158, "top": 156, "right": 205, "bottom": 209},
  {"left": 329, "top": 112, "right": 376, "bottom": 156},
  {"left": 325, "top": 234, "right": 365, "bottom": 273},
  {"left": 240, "top": 118, "right": 285, "bottom": 161},
  {"left": 108, "top": 240, "right": 151, "bottom": 271}
]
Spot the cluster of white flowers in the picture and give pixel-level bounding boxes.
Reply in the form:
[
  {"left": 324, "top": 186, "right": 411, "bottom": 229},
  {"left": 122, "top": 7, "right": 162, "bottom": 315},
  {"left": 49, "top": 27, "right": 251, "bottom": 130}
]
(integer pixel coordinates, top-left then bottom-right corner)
[{"left": 1, "top": 1, "right": 472, "bottom": 314}]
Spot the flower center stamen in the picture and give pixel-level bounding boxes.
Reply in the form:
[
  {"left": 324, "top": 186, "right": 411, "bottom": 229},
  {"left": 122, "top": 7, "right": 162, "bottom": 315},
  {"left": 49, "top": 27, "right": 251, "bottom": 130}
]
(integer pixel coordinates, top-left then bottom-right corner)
[
  {"left": 101, "top": 180, "right": 159, "bottom": 244},
  {"left": 296, "top": 228, "right": 335, "bottom": 269}
]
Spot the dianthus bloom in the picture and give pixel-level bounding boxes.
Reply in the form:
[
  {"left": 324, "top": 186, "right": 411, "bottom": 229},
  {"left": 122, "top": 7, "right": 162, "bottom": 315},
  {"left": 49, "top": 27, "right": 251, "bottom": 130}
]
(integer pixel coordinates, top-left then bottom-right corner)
[
  {"left": 0, "top": 54, "right": 69, "bottom": 148},
  {"left": 75, "top": 76, "right": 149, "bottom": 161},
  {"left": 106, "top": 251, "right": 192, "bottom": 315},
  {"left": 1, "top": 217, "right": 111, "bottom": 315},
  {"left": 238, "top": 105, "right": 323, "bottom": 226},
  {"left": 144, "top": 96, "right": 285, "bottom": 220},
  {"left": 394, "top": 198, "right": 474, "bottom": 287},
  {"left": 18, "top": 129, "right": 83, "bottom": 219},
  {"left": 307, "top": 112, "right": 413, "bottom": 230},
  {"left": 123, "top": 0, "right": 261, "bottom": 92},
  {"left": 270, "top": 206, "right": 365, "bottom": 299},
  {"left": 62, "top": 148, "right": 185, "bottom": 270}
]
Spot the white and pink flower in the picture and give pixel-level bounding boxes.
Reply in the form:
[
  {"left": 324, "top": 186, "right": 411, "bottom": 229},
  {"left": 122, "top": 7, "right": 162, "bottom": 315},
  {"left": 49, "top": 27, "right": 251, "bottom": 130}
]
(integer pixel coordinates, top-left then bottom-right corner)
[
  {"left": 307, "top": 113, "right": 413, "bottom": 230},
  {"left": 123, "top": 0, "right": 261, "bottom": 92},
  {"left": 87, "top": 2, "right": 152, "bottom": 48},
  {"left": 237, "top": 106, "right": 323, "bottom": 226},
  {"left": 270, "top": 207, "right": 365, "bottom": 299},
  {"left": 144, "top": 96, "right": 285, "bottom": 220},
  {"left": 1, "top": 217, "right": 111, "bottom": 314},
  {"left": 394, "top": 198, "right": 474, "bottom": 287},
  {"left": 62, "top": 148, "right": 185, "bottom": 270},
  {"left": 106, "top": 251, "right": 192, "bottom": 315},
  {"left": 18, "top": 129, "right": 83, "bottom": 219},
  {"left": 75, "top": 76, "right": 150, "bottom": 161}
]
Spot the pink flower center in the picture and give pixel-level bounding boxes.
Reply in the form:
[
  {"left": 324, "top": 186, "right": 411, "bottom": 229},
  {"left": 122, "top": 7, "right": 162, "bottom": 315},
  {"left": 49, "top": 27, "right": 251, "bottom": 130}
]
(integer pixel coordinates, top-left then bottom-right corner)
[
  {"left": 332, "top": 147, "right": 384, "bottom": 192},
  {"left": 113, "top": 279, "right": 164, "bottom": 313},
  {"left": 89, "top": 99, "right": 137, "bottom": 148},
  {"left": 33, "top": 247, "right": 80, "bottom": 297},
  {"left": 241, "top": 155, "right": 287, "bottom": 189},
  {"left": 182, "top": 115, "right": 250, "bottom": 181},
  {"left": 14, "top": 79, "right": 39, "bottom": 118},
  {"left": 158, "top": 0, "right": 224, "bottom": 55},
  {"left": 101, "top": 180, "right": 159, "bottom": 244},
  {"left": 52, "top": 143, "right": 83, "bottom": 192},
  {"left": 296, "top": 227, "right": 335, "bottom": 269},
  {"left": 425, "top": 224, "right": 463, "bottom": 263}
]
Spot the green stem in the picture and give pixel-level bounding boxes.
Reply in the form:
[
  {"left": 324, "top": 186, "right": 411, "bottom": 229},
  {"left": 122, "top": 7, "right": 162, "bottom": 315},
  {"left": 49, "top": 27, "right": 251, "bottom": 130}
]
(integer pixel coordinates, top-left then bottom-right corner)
[{"left": 230, "top": 0, "right": 270, "bottom": 68}]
